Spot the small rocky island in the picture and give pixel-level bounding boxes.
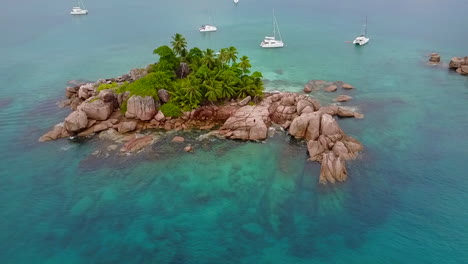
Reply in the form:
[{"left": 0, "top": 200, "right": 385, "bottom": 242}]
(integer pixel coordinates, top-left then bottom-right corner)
[
  {"left": 40, "top": 34, "right": 364, "bottom": 184},
  {"left": 429, "top": 53, "right": 468, "bottom": 75}
]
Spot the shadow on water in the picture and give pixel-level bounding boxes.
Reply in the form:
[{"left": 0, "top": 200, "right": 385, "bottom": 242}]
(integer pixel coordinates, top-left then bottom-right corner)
[{"left": 0, "top": 98, "right": 14, "bottom": 110}]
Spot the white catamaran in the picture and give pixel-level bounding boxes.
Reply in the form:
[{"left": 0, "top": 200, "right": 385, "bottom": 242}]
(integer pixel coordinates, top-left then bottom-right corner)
[
  {"left": 199, "top": 15, "right": 217, "bottom": 32},
  {"left": 353, "top": 16, "right": 370, "bottom": 46},
  {"left": 70, "top": 0, "right": 88, "bottom": 15},
  {"left": 260, "top": 9, "right": 284, "bottom": 48}
]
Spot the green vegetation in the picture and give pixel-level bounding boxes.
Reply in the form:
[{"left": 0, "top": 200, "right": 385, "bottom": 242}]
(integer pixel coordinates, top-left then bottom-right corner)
[
  {"left": 159, "top": 101, "right": 182, "bottom": 117},
  {"left": 117, "top": 33, "right": 264, "bottom": 111},
  {"left": 97, "top": 82, "right": 119, "bottom": 92},
  {"left": 88, "top": 97, "right": 101, "bottom": 103}
]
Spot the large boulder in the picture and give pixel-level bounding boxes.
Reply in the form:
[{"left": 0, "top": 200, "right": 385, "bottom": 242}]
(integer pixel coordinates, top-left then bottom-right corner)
[
  {"left": 158, "top": 89, "right": 170, "bottom": 103},
  {"left": 449, "top": 57, "right": 464, "bottom": 69},
  {"left": 129, "top": 68, "right": 147, "bottom": 81},
  {"left": 320, "top": 114, "right": 342, "bottom": 136},
  {"left": 319, "top": 152, "right": 347, "bottom": 184},
  {"left": 280, "top": 95, "right": 296, "bottom": 106},
  {"left": 219, "top": 105, "right": 270, "bottom": 140},
  {"left": 78, "top": 83, "right": 95, "bottom": 100},
  {"left": 296, "top": 99, "right": 314, "bottom": 115},
  {"left": 307, "top": 140, "right": 325, "bottom": 162},
  {"left": 125, "top": 96, "right": 157, "bottom": 121},
  {"left": 98, "top": 89, "right": 115, "bottom": 103},
  {"left": 64, "top": 111, "right": 88, "bottom": 132},
  {"left": 460, "top": 65, "right": 468, "bottom": 75},
  {"left": 341, "top": 83, "right": 354, "bottom": 89},
  {"left": 78, "top": 97, "right": 113, "bottom": 121},
  {"left": 118, "top": 121, "right": 137, "bottom": 133},
  {"left": 289, "top": 112, "right": 322, "bottom": 141},
  {"left": 176, "top": 62, "right": 190, "bottom": 79},
  {"left": 65, "top": 86, "right": 79, "bottom": 98}
]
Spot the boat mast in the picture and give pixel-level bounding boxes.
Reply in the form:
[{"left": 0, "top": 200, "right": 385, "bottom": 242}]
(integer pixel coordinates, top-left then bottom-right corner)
[
  {"left": 364, "top": 16, "right": 367, "bottom": 36},
  {"left": 272, "top": 9, "right": 276, "bottom": 39},
  {"left": 79, "top": 0, "right": 86, "bottom": 9}
]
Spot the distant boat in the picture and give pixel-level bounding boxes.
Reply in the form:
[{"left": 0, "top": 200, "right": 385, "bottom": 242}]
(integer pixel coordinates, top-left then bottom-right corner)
[
  {"left": 70, "top": 0, "right": 88, "bottom": 15},
  {"left": 199, "top": 15, "right": 217, "bottom": 32},
  {"left": 260, "top": 9, "right": 284, "bottom": 48},
  {"left": 199, "top": 24, "right": 217, "bottom": 32},
  {"left": 234, "top": 0, "right": 239, "bottom": 4},
  {"left": 353, "top": 16, "right": 370, "bottom": 45}
]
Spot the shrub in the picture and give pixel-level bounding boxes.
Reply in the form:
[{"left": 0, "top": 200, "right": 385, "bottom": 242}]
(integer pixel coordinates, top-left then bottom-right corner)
[
  {"left": 160, "top": 102, "right": 181, "bottom": 117},
  {"left": 120, "top": 100, "right": 128, "bottom": 114},
  {"left": 97, "top": 82, "right": 118, "bottom": 92}
]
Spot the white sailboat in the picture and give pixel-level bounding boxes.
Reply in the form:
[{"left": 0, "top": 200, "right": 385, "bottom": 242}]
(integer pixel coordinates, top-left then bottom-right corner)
[
  {"left": 260, "top": 9, "right": 284, "bottom": 48},
  {"left": 353, "top": 16, "right": 370, "bottom": 45},
  {"left": 70, "top": 0, "right": 88, "bottom": 15},
  {"left": 199, "top": 15, "right": 217, "bottom": 32}
]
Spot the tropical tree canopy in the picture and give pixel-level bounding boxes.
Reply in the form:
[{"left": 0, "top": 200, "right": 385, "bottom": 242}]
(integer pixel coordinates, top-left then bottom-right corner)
[{"left": 118, "top": 33, "right": 264, "bottom": 111}]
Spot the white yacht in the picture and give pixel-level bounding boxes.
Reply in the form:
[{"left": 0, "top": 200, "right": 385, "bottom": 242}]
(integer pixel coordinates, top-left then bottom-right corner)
[
  {"left": 234, "top": 0, "right": 239, "bottom": 4},
  {"left": 260, "top": 10, "right": 284, "bottom": 48},
  {"left": 70, "top": 0, "right": 88, "bottom": 15},
  {"left": 353, "top": 16, "right": 369, "bottom": 45},
  {"left": 199, "top": 25, "right": 217, "bottom": 32}
]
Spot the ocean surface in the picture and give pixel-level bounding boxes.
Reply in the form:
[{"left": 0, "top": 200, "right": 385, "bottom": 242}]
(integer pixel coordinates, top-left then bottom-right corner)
[{"left": 1, "top": 0, "right": 467, "bottom": 263}]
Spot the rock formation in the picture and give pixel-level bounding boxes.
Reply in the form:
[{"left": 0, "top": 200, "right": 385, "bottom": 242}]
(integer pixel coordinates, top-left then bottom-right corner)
[
  {"left": 158, "top": 89, "right": 170, "bottom": 103},
  {"left": 334, "top": 95, "right": 353, "bottom": 102},
  {"left": 449, "top": 56, "right": 468, "bottom": 75},
  {"left": 78, "top": 97, "right": 114, "bottom": 121},
  {"left": 41, "top": 74, "right": 365, "bottom": 185},
  {"left": 429, "top": 53, "right": 441, "bottom": 63},
  {"left": 125, "top": 96, "right": 158, "bottom": 121}
]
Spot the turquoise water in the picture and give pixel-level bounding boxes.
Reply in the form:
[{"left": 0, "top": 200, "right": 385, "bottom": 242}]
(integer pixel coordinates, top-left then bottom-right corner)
[{"left": 1, "top": 0, "right": 468, "bottom": 263}]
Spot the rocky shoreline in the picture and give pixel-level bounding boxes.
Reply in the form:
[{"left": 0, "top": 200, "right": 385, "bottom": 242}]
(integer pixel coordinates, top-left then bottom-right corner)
[{"left": 40, "top": 69, "right": 364, "bottom": 184}]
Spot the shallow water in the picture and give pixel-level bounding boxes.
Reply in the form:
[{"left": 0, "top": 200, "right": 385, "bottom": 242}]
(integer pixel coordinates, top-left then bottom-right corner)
[{"left": 1, "top": 0, "right": 468, "bottom": 263}]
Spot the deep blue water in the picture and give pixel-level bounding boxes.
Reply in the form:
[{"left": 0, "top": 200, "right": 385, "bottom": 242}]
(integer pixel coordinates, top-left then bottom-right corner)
[{"left": 1, "top": 0, "right": 467, "bottom": 263}]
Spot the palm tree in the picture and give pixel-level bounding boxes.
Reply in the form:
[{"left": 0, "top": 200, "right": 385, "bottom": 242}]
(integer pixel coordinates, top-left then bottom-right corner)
[
  {"left": 203, "top": 79, "right": 222, "bottom": 103},
  {"left": 236, "top": 76, "right": 258, "bottom": 98},
  {"left": 201, "top": 49, "right": 217, "bottom": 69},
  {"left": 226, "top": 46, "right": 238, "bottom": 65},
  {"left": 218, "top": 48, "right": 229, "bottom": 66},
  {"left": 180, "top": 77, "right": 202, "bottom": 107},
  {"left": 170, "top": 33, "right": 187, "bottom": 57},
  {"left": 238, "top": 55, "right": 252, "bottom": 75}
]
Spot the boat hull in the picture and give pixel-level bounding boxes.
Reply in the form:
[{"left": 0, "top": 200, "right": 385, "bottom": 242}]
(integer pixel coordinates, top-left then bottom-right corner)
[
  {"left": 70, "top": 10, "right": 88, "bottom": 15},
  {"left": 260, "top": 41, "right": 284, "bottom": 48},
  {"left": 352, "top": 37, "right": 369, "bottom": 46},
  {"left": 199, "top": 25, "right": 217, "bottom": 32}
]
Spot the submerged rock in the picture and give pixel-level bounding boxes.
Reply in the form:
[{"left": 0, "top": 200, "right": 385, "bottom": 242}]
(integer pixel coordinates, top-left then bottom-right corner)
[
  {"left": 184, "top": 144, "right": 194, "bottom": 152},
  {"left": 334, "top": 95, "right": 353, "bottom": 102},
  {"left": 171, "top": 136, "right": 185, "bottom": 143},
  {"left": 120, "top": 135, "right": 154, "bottom": 153}
]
